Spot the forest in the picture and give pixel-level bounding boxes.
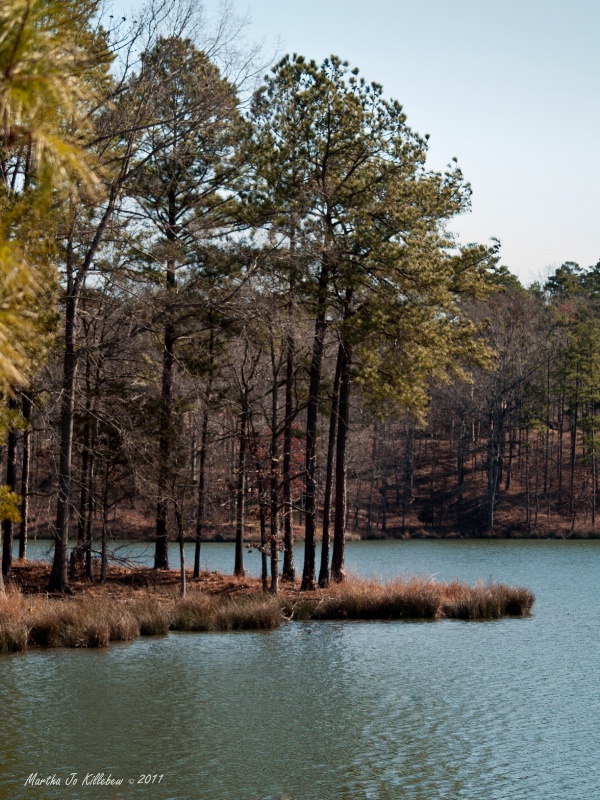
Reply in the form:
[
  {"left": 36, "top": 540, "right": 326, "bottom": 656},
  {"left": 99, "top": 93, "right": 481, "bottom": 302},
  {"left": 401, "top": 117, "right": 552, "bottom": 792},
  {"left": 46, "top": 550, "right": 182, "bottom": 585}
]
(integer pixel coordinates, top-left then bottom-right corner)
[{"left": 1, "top": 0, "right": 599, "bottom": 598}]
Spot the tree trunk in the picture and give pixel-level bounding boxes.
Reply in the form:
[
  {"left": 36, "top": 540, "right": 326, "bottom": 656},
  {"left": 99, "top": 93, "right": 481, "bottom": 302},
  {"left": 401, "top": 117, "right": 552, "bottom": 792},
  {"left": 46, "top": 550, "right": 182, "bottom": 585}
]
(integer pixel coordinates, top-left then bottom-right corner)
[
  {"left": 457, "top": 417, "right": 465, "bottom": 506},
  {"left": 100, "top": 462, "right": 110, "bottom": 584},
  {"left": 525, "top": 428, "right": 531, "bottom": 530},
  {"left": 154, "top": 266, "right": 176, "bottom": 570},
  {"left": 193, "top": 404, "right": 210, "bottom": 579},
  {"left": 2, "top": 395, "right": 18, "bottom": 577},
  {"left": 534, "top": 439, "right": 540, "bottom": 531},
  {"left": 381, "top": 471, "right": 388, "bottom": 533},
  {"left": 154, "top": 184, "right": 179, "bottom": 570},
  {"left": 319, "top": 344, "right": 343, "bottom": 587},
  {"left": 269, "top": 367, "right": 279, "bottom": 595},
  {"left": 85, "top": 455, "right": 95, "bottom": 581},
  {"left": 281, "top": 330, "right": 296, "bottom": 582},
  {"left": 72, "top": 354, "right": 92, "bottom": 581},
  {"left": 259, "top": 477, "right": 269, "bottom": 592},
  {"left": 282, "top": 218, "right": 297, "bottom": 582},
  {"left": 229, "top": 422, "right": 236, "bottom": 524},
  {"left": 592, "top": 416, "right": 596, "bottom": 527},
  {"left": 505, "top": 423, "right": 515, "bottom": 492},
  {"left": 569, "top": 374, "right": 579, "bottom": 514},
  {"left": 544, "top": 356, "right": 551, "bottom": 495},
  {"left": 301, "top": 263, "right": 329, "bottom": 590},
  {"left": 48, "top": 292, "right": 78, "bottom": 592},
  {"left": 49, "top": 188, "right": 122, "bottom": 592},
  {"left": 234, "top": 398, "right": 248, "bottom": 577},
  {"left": 402, "top": 423, "right": 414, "bottom": 533},
  {"left": 487, "top": 409, "right": 499, "bottom": 532},
  {"left": 175, "top": 504, "right": 186, "bottom": 597},
  {"left": 18, "top": 392, "right": 32, "bottom": 560},
  {"left": 367, "top": 423, "right": 378, "bottom": 537},
  {"left": 558, "top": 386, "right": 565, "bottom": 508},
  {"left": 82, "top": 348, "right": 100, "bottom": 581},
  {"left": 331, "top": 341, "right": 351, "bottom": 583},
  {"left": 193, "top": 325, "right": 215, "bottom": 579}
]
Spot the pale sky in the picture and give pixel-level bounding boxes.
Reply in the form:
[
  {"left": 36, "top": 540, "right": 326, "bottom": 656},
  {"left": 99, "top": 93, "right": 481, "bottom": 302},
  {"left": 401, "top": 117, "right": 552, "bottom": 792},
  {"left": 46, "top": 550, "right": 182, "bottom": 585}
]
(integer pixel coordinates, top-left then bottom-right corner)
[{"left": 114, "top": 0, "right": 600, "bottom": 285}]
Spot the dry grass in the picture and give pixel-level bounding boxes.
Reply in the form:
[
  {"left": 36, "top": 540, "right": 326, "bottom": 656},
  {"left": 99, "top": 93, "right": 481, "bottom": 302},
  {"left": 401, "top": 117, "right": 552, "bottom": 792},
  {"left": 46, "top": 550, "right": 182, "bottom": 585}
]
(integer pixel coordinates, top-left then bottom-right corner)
[
  {"left": 171, "top": 591, "right": 284, "bottom": 632},
  {"left": 0, "top": 588, "right": 284, "bottom": 650},
  {"left": 284, "top": 578, "right": 442, "bottom": 621},
  {"left": 0, "top": 589, "right": 28, "bottom": 653},
  {"left": 0, "top": 570, "right": 534, "bottom": 651},
  {"left": 441, "top": 579, "right": 535, "bottom": 620},
  {"left": 283, "top": 578, "right": 534, "bottom": 622},
  {"left": 25, "top": 596, "right": 142, "bottom": 648},
  {"left": 211, "top": 595, "right": 284, "bottom": 631},
  {"left": 127, "top": 597, "right": 171, "bottom": 636}
]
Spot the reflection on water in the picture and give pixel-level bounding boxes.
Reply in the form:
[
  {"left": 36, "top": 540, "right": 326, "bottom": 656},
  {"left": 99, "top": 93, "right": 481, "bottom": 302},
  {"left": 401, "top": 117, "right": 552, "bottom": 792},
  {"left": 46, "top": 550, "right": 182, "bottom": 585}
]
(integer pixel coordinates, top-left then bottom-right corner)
[{"left": 3, "top": 540, "right": 600, "bottom": 799}]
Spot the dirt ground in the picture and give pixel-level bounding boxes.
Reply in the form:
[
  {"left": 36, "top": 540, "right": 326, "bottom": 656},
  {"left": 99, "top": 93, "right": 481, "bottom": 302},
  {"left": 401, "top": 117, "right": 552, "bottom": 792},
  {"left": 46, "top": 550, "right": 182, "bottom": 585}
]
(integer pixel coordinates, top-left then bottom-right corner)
[{"left": 7, "top": 559, "right": 321, "bottom": 601}]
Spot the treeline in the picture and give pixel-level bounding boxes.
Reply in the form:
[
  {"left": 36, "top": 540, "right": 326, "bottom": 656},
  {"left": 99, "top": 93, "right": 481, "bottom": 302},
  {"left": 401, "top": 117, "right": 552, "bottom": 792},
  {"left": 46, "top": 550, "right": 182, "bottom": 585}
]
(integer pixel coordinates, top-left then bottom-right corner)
[
  {"left": 353, "top": 266, "right": 600, "bottom": 539},
  {"left": 0, "top": 1, "right": 593, "bottom": 595}
]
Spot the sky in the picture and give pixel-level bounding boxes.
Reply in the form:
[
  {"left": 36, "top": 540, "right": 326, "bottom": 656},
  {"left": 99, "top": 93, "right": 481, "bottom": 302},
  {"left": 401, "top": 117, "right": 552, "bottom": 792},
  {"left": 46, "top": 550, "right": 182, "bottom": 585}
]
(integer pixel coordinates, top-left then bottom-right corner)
[{"left": 112, "top": 0, "right": 599, "bottom": 285}]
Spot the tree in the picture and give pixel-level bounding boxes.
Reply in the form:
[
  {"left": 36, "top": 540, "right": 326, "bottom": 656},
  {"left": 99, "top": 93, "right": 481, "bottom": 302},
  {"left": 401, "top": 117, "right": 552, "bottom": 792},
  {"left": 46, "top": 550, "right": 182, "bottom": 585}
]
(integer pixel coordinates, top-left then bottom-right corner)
[
  {"left": 0, "top": 0, "right": 102, "bottom": 384},
  {"left": 249, "top": 55, "right": 493, "bottom": 586},
  {"left": 46, "top": 0, "right": 249, "bottom": 590},
  {"left": 0, "top": 0, "right": 106, "bottom": 589},
  {"left": 127, "top": 35, "right": 241, "bottom": 570}
]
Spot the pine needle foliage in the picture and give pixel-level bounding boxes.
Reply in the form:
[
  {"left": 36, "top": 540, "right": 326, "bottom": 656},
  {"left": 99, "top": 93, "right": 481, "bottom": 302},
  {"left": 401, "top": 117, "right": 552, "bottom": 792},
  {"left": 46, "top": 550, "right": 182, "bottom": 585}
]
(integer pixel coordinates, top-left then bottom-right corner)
[{"left": 0, "top": 0, "right": 105, "bottom": 390}]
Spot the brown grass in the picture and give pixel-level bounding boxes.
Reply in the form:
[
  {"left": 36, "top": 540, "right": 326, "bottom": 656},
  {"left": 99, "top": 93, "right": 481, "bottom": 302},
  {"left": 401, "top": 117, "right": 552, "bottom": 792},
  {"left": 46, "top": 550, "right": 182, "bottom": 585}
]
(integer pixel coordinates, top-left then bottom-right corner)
[
  {"left": 0, "top": 589, "right": 28, "bottom": 653},
  {"left": 441, "top": 579, "right": 535, "bottom": 620},
  {"left": 0, "top": 564, "right": 535, "bottom": 651},
  {"left": 171, "top": 591, "right": 284, "bottom": 632},
  {"left": 283, "top": 578, "right": 534, "bottom": 622},
  {"left": 283, "top": 578, "right": 442, "bottom": 621},
  {"left": 0, "top": 589, "right": 283, "bottom": 650},
  {"left": 25, "top": 596, "right": 143, "bottom": 647},
  {"left": 127, "top": 597, "right": 171, "bottom": 636}
]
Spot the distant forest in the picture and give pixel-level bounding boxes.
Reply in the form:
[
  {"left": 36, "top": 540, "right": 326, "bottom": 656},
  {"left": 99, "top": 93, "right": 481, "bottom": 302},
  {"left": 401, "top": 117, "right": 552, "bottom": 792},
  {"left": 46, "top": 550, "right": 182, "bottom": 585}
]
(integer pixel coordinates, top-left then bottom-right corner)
[{"left": 1, "top": 1, "right": 599, "bottom": 593}]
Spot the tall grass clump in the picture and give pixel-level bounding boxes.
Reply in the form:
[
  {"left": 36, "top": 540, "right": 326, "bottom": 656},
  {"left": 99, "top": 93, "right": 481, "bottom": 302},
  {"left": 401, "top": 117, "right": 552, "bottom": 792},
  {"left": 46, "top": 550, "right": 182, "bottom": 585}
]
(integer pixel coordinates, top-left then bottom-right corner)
[
  {"left": 24, "top": 597, "right": 142, "bottom": 648},
  {"left": 26, "top": 597, "right": 111, "bottom": 648},
  {"left": 171, "top": 593, "right": 217, "bottom": 632},
  {"left": 284, "top": 578, "right": 534, "bottom": 622},
  {"left": 214, "top": 595, "right": 284, "bottom": 631},
  {"left": 0, "top": 588, "right": 28, "bottom": 653},
  {"left": 441, "top": 580, "right": 535, "bottom": 620},
  {"left": 128, "top": 597, "right": 172, "bottom": 636},
  {"left": 171, "top": 592, "right": 284, "bottom": 632},
  {"left": 105, "top": 605, "right": 141, "bottom": 642},
  {"left": 284, "top": 579, "right": 442, "bottom": 621}
]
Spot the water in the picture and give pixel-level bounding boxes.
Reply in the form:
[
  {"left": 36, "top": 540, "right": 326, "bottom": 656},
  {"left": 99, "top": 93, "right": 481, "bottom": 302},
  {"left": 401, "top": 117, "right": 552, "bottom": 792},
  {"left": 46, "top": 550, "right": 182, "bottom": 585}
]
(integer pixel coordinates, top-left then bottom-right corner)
[{"left": 2, "top": 540, "right": 600, "bottom": 800}]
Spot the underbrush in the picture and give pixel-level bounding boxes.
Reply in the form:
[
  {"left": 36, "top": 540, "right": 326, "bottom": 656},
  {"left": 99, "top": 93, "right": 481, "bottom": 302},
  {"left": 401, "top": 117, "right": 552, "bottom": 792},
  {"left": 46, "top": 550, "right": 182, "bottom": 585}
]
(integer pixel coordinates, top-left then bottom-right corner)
[
  {"left": 0, "top": 576, "right": 534, "bottom": 651},
  {"left": 441, "top": 579, "right": 535, "bottom": 620},
  {"left": 0, "top": 589, "right": 28, "bottom": 653},
  {"left": 284, "top": 578, "right": 442, "bottom": 621},
  {"left": 284, "top": 578, "right": 534, "bottom": 622},
  {"left": 171, "top": 592, "right": 283, "bottom": 632}
]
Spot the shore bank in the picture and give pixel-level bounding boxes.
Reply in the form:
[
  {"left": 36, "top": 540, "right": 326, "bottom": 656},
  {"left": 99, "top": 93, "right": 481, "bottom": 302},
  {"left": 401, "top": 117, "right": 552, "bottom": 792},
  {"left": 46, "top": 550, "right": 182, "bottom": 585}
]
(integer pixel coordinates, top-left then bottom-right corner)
[
  {"left": 0, "top": 562, "right": 535, "bottom": 653},
  {"left": 23, "top": 525, "right": 600, "bottom": 544}
]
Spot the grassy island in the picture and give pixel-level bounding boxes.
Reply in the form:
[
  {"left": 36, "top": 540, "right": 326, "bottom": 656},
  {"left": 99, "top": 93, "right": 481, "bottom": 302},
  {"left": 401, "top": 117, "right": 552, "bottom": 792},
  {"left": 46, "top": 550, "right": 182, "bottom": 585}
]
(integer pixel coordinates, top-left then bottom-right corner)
[{"left": 0, "top": 561, "right": 535, "bottom": 653}]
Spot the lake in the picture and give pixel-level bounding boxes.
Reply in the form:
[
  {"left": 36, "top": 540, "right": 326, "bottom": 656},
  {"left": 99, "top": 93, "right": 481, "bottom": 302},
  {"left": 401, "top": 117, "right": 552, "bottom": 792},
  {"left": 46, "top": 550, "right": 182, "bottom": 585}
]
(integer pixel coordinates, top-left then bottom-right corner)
[{"left": 2, "top": 539, "right": 599, "bottom": 799}]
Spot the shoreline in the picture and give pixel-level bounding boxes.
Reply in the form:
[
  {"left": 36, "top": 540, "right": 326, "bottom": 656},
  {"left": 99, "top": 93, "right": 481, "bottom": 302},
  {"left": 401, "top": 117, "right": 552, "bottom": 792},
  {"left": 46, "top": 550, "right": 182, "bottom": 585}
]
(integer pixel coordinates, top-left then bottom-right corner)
[
  {"left": 0, "top": 562, "right": 535, "bottom": 653},
  {"left": 22, "top": 528, "right": 600, "bottom": 544}
]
